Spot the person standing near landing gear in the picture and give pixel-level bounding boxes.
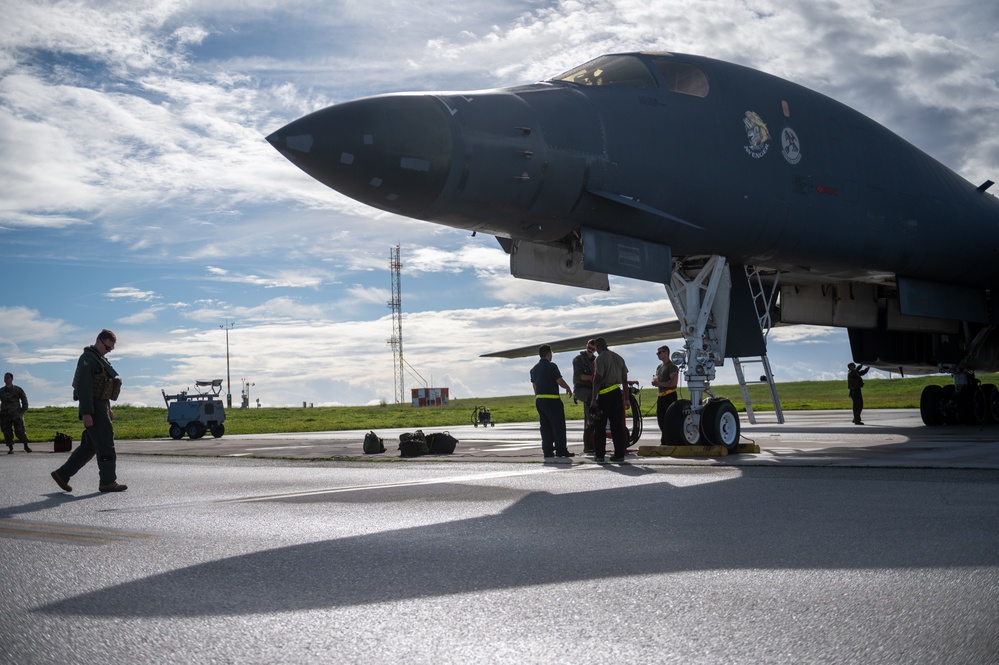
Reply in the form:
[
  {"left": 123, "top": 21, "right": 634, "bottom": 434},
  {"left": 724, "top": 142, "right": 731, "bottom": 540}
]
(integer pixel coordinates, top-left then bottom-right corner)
[
  {"left": 590, "top": 337, "right": 630, "bottom": 464},
  {"left": 847, "top": 362, "right": 870, "bottom": 425},
  {"left": 651, "top": 345, "right": 679, "bottom": 445},
  {"left": 1, "top": 372, "right": 31, "bottom": 453},
  {"left": 51, "top": 329, "right": 127, "bottom": 493},
  {"left": 572, "top": 340, "right": 597, "bottom": 454},
  {"left": 530, "top": 345, "right": 575, "bottom": 461}
]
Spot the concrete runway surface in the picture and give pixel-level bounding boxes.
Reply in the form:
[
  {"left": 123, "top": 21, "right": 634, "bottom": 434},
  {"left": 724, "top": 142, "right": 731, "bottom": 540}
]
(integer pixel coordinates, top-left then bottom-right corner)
[
  {"left": 120, "top": 408, "right": 999, "bottom": 469},
  {"left": 1, "top": 409, "right": 997, "bottom": 663}
]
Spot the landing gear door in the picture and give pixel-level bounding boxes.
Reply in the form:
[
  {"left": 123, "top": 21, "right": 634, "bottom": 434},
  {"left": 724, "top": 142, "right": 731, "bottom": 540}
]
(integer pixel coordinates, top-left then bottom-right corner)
[
  {"left": 580, "top": 227, "right": 672, "bottom": 284},
  {"left": 510, "top": 239, "right": 610, "bottom": 290}
]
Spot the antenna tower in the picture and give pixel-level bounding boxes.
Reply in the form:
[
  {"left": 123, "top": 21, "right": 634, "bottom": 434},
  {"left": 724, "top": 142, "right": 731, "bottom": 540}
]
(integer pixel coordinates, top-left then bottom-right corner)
[{"left": 388, "top": 244, "right": 404, "bottom": 404}]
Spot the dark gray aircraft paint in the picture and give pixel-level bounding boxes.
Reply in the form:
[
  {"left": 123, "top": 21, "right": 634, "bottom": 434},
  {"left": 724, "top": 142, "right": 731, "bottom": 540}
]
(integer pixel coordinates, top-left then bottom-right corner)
[{"left": 268, "top": 52, "right": 999, "bottom": 433}]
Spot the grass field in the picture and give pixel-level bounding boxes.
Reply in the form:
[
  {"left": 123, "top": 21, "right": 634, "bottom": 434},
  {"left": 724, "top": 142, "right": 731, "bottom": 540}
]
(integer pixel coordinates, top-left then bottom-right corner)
[{"left": 14, "top": 373, "right": 998, "bottom": 443}]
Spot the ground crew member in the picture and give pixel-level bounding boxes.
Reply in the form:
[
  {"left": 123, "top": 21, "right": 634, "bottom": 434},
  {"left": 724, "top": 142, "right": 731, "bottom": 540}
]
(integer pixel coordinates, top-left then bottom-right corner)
[
  {"left": 1, "top": 372, "right": 31, "bottom": 453},
  {"left": 590, "top": 337, "right": 630, "bottom": 463},
  {"left": 572, "top": 340, "right": 597, "bottom": 454},
  {"left": 652, "top": 345, "right": 679, "bottom": 444},
  {"left": 51, "top": 329, "right": 127, "bottom": 493},
  {"left": 530, "top": 344, "right": 574, "bottom": 460},
  {"left": 847, "top": 362, "right": 870, "bottom": 425}
]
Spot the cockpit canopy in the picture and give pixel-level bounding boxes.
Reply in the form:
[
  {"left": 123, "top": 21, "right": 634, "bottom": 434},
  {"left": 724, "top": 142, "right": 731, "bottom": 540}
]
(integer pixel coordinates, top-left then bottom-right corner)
[{"left": 551, "top": 54, "right": 709, "bottom": 97}]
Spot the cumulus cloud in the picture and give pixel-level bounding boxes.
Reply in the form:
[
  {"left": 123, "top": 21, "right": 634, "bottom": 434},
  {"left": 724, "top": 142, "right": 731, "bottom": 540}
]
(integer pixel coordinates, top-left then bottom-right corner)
[
  {"left": 0, "top": 307, "right": 73, "bottom": 345},
  {"left": 202, "top": 266, "right": 333, "bottom": 289},
  {"left": 117, "top": 306, "right": 166, "bottom": 325}
]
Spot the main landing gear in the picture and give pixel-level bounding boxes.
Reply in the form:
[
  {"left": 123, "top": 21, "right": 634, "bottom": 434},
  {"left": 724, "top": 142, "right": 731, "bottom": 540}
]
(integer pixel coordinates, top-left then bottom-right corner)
[{"left": 919, "top": 373, "right": 999, "bottom": 426}]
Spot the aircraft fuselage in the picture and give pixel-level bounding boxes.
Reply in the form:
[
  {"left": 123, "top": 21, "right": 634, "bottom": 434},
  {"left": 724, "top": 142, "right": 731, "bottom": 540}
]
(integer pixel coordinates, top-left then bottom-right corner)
[
  {"left": 268, "top": 52, "right": 999, "bottom": 289},
  {"left": 268, "top": 52, "right": 999, "bottom": 429}
]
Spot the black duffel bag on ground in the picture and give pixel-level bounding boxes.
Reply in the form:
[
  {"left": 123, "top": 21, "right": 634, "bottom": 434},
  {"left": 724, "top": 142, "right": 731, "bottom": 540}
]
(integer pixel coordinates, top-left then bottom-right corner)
[
  {"left": 398, "top": 430, "right": 430, "bottom": 457},
  {"left": 426, "top": 431, "right": 458, "bottom": 454}
]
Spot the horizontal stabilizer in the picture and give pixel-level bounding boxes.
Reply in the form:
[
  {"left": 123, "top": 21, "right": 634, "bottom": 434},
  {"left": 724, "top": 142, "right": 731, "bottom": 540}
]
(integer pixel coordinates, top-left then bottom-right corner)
[{"left": 482, "top": 320, "right": 683, "bottom": 359}]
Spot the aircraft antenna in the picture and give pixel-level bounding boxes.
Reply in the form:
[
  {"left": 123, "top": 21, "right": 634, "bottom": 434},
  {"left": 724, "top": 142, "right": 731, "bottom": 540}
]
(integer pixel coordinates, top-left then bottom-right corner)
[{"left": 388, "top": 244, "right": 405, "bottom": 404}]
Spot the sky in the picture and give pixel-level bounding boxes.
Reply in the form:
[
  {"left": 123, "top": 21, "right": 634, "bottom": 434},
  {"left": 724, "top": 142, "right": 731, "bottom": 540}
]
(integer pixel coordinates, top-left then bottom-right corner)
[{"left": 2, "top": 0, "right": 998, "bottom": 409}]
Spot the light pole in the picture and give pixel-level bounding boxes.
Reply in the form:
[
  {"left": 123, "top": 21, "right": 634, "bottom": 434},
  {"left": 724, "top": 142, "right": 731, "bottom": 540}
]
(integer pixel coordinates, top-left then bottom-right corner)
[{"left": 220, "top": 319, "right": 234, "bottom": 409}]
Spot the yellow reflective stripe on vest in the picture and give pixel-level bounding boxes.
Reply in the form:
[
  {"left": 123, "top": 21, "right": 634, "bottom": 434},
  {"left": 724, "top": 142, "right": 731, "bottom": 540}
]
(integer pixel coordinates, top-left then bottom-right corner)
[
  {"left": 598, "top": 385, "right": 620, "bottom": 395},
  {"left": 535, "top": 394, "right": 561, "bottom": 399}
]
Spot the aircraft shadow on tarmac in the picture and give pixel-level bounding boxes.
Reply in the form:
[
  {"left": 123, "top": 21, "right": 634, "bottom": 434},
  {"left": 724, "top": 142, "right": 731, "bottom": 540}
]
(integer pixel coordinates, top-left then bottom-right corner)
[{"left": 36, "top": 466, "right": 999, "bottom": 618}]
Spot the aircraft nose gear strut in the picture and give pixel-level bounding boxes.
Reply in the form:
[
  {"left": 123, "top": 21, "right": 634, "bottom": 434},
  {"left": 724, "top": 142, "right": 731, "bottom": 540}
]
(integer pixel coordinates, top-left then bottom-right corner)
[{"left": 663, "top": 256, "right": 742, "bottom": 451}]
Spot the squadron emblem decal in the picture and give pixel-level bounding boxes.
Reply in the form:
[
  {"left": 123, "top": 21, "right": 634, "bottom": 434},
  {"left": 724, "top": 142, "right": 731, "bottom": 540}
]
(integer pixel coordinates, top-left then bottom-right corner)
[
  {"left": 743, "top": 111, "right": 771, "bottom": 158},
  {"left": 781, "top": 127, "right": 802, "bottom": 165}
]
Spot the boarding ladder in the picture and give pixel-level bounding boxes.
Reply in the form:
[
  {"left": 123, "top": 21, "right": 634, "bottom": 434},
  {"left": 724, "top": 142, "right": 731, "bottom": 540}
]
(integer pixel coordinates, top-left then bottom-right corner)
[{"left": 732, "top": 266, "right": 784, "bottom": 424}]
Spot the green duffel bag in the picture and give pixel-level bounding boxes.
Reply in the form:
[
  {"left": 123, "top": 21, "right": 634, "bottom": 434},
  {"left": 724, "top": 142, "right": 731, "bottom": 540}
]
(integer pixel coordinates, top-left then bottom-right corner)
[
  {"left": 363, "top": 430, "right": 385, "bottom": 454},
  {"left": 398, "top": 430, "right": 429, "bottom": 457}
]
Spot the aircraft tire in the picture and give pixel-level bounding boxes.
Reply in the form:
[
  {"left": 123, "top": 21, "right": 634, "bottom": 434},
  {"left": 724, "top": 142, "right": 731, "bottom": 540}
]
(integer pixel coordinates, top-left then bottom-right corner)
[
  {"left": 211, "top": 423, "right": 225, "bottom": 438},
  {"left": 941, "top": 385, "right": 959, "bottom": 424},
  {"left": 628, "top": 391, "right": 642, "bottom": 444},
  {"left": 169, "top": 423, "right": 184, "bottom": 440},
  {"left": 665, "top": 399, "right": 701, "bottom": 445},
  {"left": 957, "top": 385, "right": 987, "bottom": 426},
  {"left": 701, "top": 400, "right": 740, "bottom": 452},
  {"left": 186, "top": 422, "right": 206, "bottom": 440},
  {"left": 986, "top": 384, "right": 999, "bottom": 423},
  {"left": 919, "top": 385, "right": 944, "bottom": 426}
]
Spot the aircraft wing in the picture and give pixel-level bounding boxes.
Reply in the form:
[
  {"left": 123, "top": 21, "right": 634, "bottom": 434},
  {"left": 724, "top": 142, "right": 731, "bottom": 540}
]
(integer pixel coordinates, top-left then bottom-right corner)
[{"left": 481, "top": 320, "right": 683, "bottom": 359}]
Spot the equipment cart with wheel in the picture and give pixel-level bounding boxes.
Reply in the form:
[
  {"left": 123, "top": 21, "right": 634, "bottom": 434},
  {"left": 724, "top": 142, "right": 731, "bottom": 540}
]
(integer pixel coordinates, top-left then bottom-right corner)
[
  {"left": 472, "top": 405, "right": 495, "bottom": 427},
  {"left": 162, "top": 379, "right": 227, "bottom": 440}
]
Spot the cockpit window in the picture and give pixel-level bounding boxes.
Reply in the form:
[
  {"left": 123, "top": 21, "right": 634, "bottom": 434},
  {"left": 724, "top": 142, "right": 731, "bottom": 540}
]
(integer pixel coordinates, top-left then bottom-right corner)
[
  {"left": 653, "top": 60, "right": 709, "bottom": 97},
  {"left": 551, "top": 55, "right": 657, "bottom": 88}
]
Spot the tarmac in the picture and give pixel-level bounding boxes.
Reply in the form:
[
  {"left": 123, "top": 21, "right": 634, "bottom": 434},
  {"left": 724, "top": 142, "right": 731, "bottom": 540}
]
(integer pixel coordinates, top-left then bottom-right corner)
[{"left": 116, "top": 408, "right": 999, "bottom": 469}]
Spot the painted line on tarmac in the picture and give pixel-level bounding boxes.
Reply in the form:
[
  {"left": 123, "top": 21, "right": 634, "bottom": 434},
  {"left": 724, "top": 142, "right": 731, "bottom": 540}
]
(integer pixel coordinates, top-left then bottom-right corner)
[
  {"left": 479, "top": 445, "right": 541, "bottom": 452},
  {"left": 0, "top": 519, "right": 157, "bottom": 545},
  {"left": 217, "top": 466, "right": 593, "bottom": 504},
  {"left": 100, "top": 465, "right": 597, "bottom": 514},
  {"left": 244, "top": 445, "right": 318, "bottom": 451},
  {"left": 223, "top": 445, "right": 318, "bottom": 456}
]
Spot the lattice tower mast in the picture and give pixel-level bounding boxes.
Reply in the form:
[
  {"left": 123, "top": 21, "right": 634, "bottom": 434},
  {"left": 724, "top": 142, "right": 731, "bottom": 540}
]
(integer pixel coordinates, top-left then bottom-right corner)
[{"left": 388, "top": 244, "right": 404, "bottom": 404}]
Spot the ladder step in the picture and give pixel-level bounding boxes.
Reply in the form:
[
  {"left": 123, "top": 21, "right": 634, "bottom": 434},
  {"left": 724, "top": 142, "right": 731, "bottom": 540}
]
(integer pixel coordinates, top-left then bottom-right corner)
[{"left": 732, "top": 354, "right": 784, "bottom": 425}]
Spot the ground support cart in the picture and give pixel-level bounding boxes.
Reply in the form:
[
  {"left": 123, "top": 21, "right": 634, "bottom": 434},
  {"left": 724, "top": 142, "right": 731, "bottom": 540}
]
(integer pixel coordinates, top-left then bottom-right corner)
[{"left": 162, "top": 379, "right": 227, "bottom": 440}]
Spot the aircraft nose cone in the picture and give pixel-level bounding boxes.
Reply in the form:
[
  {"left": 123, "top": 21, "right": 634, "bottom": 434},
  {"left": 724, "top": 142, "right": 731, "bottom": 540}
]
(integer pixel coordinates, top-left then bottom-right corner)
[{"left": 266, "top": 95, "right": 453, "bottom": 217}]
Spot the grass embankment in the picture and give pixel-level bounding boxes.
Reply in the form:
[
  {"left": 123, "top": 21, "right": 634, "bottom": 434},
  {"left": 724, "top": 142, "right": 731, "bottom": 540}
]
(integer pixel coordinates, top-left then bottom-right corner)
[{"left": 20, "top": 373, "right": 999, "bottom": 442}]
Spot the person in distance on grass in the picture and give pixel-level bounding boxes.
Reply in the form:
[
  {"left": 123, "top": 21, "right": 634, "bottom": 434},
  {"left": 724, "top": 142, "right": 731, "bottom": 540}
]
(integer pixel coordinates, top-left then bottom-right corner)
[
  {"left": 1, "top": 372, "right": 31, "bottom": 453},
  {"left": 51, "top": 329, "right": 127, "bottom": 493}
]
